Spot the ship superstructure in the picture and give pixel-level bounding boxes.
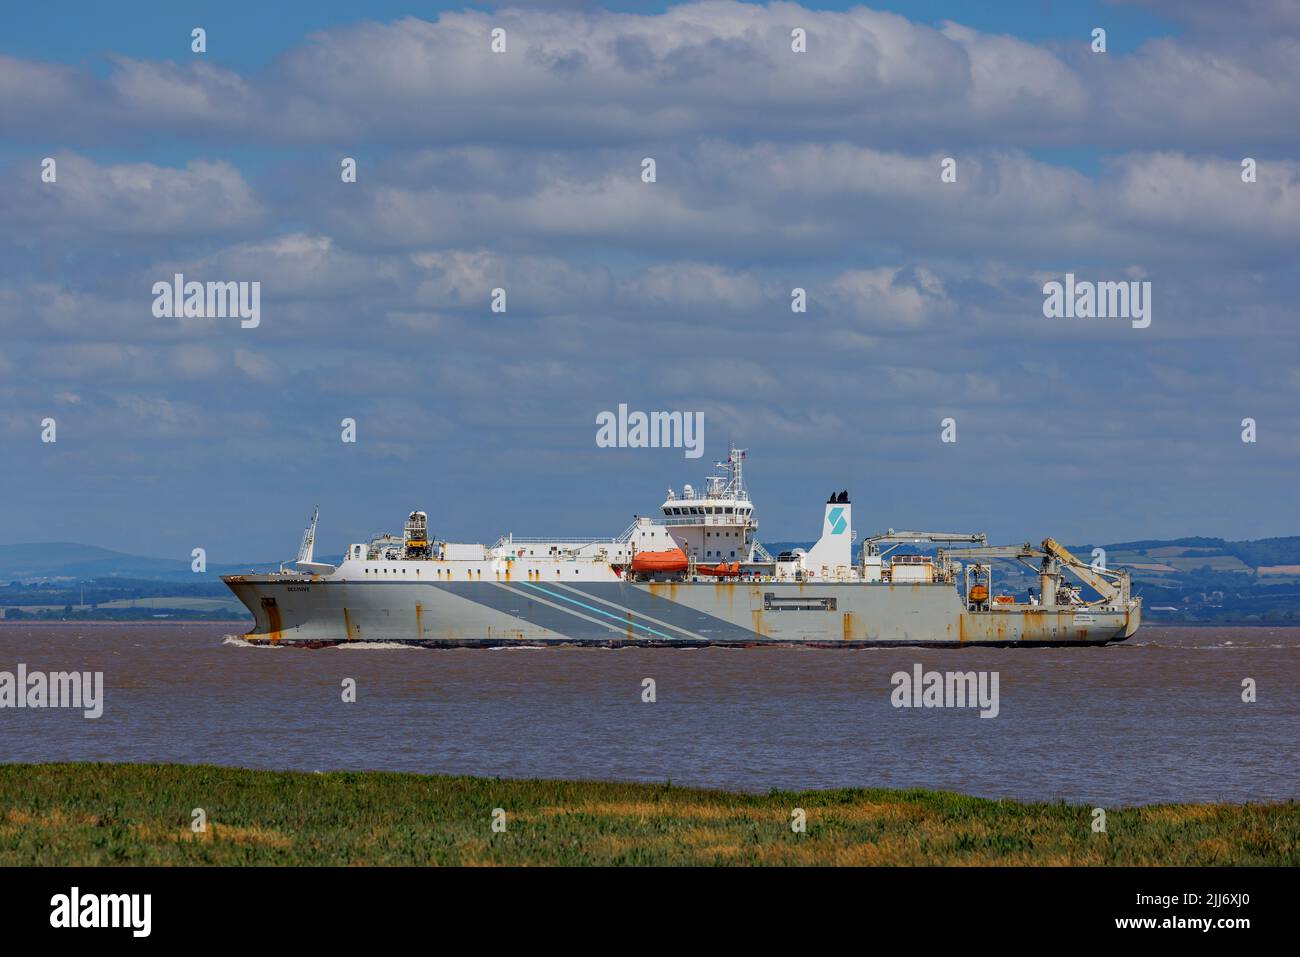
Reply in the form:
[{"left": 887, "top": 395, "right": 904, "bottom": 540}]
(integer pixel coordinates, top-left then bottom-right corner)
[{"left": 224, "top": 449, "right": 1141, "bottom": 647}]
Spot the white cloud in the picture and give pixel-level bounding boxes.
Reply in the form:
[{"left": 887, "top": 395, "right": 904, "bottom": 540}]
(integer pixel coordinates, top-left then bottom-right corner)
[
  {"left": 0, "top": 154, "right": 262, "bottom": 238},
  {"left": 1, "top": 4, "right": 1296, "bottom": 148}
]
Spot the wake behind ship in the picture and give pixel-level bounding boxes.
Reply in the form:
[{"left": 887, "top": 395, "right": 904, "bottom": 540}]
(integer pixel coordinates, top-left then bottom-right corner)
[{"left": 223, "top": 450, "right": 1140, "bottom": 647}]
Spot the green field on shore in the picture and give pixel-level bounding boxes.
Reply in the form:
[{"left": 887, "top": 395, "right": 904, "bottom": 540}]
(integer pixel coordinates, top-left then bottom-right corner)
[{"left": 1, "top": 763, "right": 1294, "bottom": 866}]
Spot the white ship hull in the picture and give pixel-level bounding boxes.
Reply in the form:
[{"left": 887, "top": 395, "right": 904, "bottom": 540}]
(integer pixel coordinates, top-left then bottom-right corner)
[
  {"left": 224, "top": 576, "right": 1140, "bottom": 647},
  {"left": 223, "top": 449, "right": 1141, "bottom": 648}
]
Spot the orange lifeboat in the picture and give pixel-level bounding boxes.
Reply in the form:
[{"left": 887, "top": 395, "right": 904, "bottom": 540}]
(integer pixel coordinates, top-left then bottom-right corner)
[
  {"left": 696, "top": 562, "right": 739, "bottom": 577},
  {"left": 631, "top": 547, "right": 689, "bottom": 573}
]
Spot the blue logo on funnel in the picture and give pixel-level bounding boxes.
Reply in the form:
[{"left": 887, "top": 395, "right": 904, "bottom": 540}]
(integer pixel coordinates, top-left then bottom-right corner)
[{"left": 828, "top": 507, "right": 847, "bottom": 535}]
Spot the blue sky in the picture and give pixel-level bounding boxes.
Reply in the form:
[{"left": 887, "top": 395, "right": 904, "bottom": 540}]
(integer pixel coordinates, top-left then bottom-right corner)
[
  {"left": 2, "top": 1, "right": 1298, "bottom": 560},
  {"left": 0, "top": 2, "right": 1177, "bottom": 67}
]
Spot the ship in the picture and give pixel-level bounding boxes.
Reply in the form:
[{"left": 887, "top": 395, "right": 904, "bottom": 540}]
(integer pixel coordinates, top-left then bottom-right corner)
[{"left": 223, "top": 449, "right": 1141, "bottom": 647}]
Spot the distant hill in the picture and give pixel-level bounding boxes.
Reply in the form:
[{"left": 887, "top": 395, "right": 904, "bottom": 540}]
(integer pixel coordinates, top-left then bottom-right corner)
[
  {"left": 765, "top": 535, "right": 1300, "bottom": 623},
  {"left": 2, "top": 536, "right": 1299, "bottom": 623},
  {"left": 767, "top": 536, "right": 1300, "bottom": 570},
  {"left": 0, "top": 543, "right": 283, "bottom": 582},
  {"left": 6, "top": 537, "right": 1300, "bottom": 586}
]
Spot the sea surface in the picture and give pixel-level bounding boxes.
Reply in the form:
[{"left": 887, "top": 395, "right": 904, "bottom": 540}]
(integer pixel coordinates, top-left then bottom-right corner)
[{"left": 1, "top": 623, "right": 1296, "bottom": 806}]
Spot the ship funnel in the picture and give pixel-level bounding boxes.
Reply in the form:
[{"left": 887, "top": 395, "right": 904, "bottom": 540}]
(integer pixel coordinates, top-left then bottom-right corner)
[{"left": 802, "top": 492, "right": 852, "bottom": 575}]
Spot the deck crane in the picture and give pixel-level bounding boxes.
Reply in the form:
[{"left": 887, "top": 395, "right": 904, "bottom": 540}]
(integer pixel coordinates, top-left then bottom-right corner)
[
  {"left": 941, "top": 537, "right": 1133, "bottom": 609},
  {"left": 296, "top": 506, "right": 319, "bottom": 565},
  {"left": 289, "top": 506, "right": 337, "bottom": 576},
  {"left": 862, "top": 530, "right": 987, "bottom": 556}
]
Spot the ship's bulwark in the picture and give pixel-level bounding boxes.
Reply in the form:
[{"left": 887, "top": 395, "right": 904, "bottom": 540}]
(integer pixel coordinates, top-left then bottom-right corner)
[{"left": 223, "top": 577, "right": 1139, "bottom": 647}]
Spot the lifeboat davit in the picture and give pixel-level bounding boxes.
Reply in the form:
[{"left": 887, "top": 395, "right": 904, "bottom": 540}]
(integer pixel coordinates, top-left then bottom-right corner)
[
  {"left": 695, "top": 562, "right": 739, "bottom": 577},
  {"left": 631, "top": 547, "right": 689, "bottom": 573}
]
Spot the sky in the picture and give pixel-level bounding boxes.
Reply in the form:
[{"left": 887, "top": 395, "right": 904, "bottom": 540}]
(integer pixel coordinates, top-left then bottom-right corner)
[{"left": 1, "top": 0, "right": 1298, "bottom": 561}]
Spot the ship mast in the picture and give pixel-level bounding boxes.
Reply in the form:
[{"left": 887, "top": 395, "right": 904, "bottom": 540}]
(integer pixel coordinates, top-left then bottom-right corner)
[{"left": 716, "top": 447, "right": 747, "bottom": 501}]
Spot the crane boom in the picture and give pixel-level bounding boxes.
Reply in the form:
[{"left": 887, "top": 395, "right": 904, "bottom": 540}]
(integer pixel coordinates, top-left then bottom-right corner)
[
  {"left": 864, "top": 530, "right": 986, "bottom": 556},
  {"left": 942, "top": 538, "right": 1131, "bottom": 607},
  {"left": 1041, "top": 537, "right": 1128, "bottom": 604},
  {"left": 296, "top": 506, "right": 319, "bottom": 565}
]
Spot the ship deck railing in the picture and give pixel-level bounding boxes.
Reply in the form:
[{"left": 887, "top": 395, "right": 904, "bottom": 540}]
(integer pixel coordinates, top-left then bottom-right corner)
[
  {"left": 493, "top": 535, "right": 624, "bottom": 548},
  {"left": 651, "top": 516, "right": 758, "bottom": 528}
]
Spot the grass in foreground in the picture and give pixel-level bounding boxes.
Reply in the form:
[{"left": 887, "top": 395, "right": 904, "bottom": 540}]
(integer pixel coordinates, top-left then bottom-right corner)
[{"left": 1, "top": 763, "right": 1294, "bottom": 866}]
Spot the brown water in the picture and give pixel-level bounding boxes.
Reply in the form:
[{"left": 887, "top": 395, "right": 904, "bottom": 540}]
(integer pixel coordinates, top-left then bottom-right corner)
[{"left": 1, "top": 623, "right": 1295, "bottom": 805}]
